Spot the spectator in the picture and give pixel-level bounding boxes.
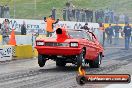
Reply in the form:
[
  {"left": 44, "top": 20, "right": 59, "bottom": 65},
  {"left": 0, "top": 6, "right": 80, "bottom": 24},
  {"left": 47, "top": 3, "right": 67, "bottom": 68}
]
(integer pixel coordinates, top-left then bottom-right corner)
[
  {"left": 85, "top": 9, "right": 89, "bottom": 22},
  {"left": 109, "top": 9, "right": 114, "bottom": 23},
  {"left": 99, "top": 9, "right": 104, "bottom": 22},
  {"left": 80, "top": 23, "right": 89, "bottom": 31},
  {"left": 74, "top": 23, "right": 82, "bottom": 29},
  {"left": 21, "top": 21, "right": 27, "bottom": 35},
  {"left": 105, "top": 24, "right": 114, "bottom": 44},
  {"left": 72, "top": 8, "right": 75, "bottom": 19},
  {"left": 104, "top": 8, "right": 110, "bottom": 23},
  {"left": 95, "top": 10, "right": 104, "bottom": 23},
  {"left": 113, "top": 23, "right": 122, "bottom": 45},
  {"left": 89, "top": 10, "right": 93, "bottom": 22},
  {"left": 124, "top": 14, "right": 129, "bottom": 24},
  {"left": 80, "top": 9, "right": 85, "bottom": 22},
  {"left": 113, "top": 13, "right": 119, "bottom": 24},
  {"left": 75, "top": 8, "right": 80, "bottom": 22},
  {"left": 1, "top": 19, "right": 10, "bottom": 45},
  {"left": 95, "top": 10, "right": 99, "bottom": 23},
  {"left": 97, "top": 9, "right": 104, "bottom": 23},
  {"left": 119, "top": 14, "right": 125, "bottom": 23},
  {"left": 4, "top": 5, "right": 10, "bottom": 18},
  {"left": 44, "top": 15, "right": 59, "bottom": 37},
  {"left": 123, "top": 23, "right": 131, "bottom": 50},
  {"left": 67, "top": 7, "right": 72, "bottom": 21},
  {"left": 51, "top": 7, "right": 56, "bottom": 19},
  {"left": 62, "top": 8, "right": 67, "bottom": 21}
]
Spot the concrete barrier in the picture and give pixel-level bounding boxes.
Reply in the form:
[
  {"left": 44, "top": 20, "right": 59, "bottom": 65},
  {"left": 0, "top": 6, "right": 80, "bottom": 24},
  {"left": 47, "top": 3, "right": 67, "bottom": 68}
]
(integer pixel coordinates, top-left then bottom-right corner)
[{"left": 13, "top": 45, "right": 33, "bottom": 59}]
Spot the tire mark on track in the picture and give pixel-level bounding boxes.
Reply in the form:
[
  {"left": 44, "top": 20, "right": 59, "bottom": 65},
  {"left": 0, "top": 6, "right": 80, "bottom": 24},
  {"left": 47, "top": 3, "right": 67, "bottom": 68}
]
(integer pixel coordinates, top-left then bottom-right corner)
[{"left": 0, "top": 53, "right": 132, "bottom": 88}]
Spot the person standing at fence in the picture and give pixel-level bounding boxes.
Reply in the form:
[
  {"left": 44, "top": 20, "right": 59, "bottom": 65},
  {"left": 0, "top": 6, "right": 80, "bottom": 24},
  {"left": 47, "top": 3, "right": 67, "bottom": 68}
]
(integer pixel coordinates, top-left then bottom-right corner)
[
  {"left": 95, "top": 10, "right": 99, "bottom": 23},
  {"left": 85, "top": 9, "right": 89, "bottom": 22},
  {"left": 44, "top": 15, "right": 59, "bottom": 37},
  {"left": 109, "top": 9, "right": 114, "bottom": 23},
  {"left": 89, "top": 10, "right": 93, "bottom": 22},
  {"left": 51, "top": 7, "right": 56, "bottom": 20},
  {"left": 104, "top": 8, "right": 110, "bottom": 23},
  {"left": 105, "top": 24, "right": 114, "bottom": 45},
  {"left": 119, "top": 14, "right": 125, "bottom": 23},
  {"left": 21, "top": 21, "right": 27, "bottom": 35},
  {"left": 113, "top": 13, "right": 119, "bottom": 24},
  {"left": 80, "top": 23, "right": 89, "bottom": 31},
  {"left": 124, "top": 14, "right": 129, "bottom": 24},
  {"left": 62, "top": 8, "right": 66, "bottom": 21},
  {"left": 123, "top": 23, "right": 132, "bottom": 50},
  {"left": 75, "top": 8, "right": 80, "bottom": 22},
  {"left": 113, "top": 23, "right": 122, "bottom": 45},
  {"left": 67, "top": 8, "right": 72, "bottom": 21},
  {"left": 1, "top": 19, "right": 10, "bottom": 45},
  {"left": 80, "top": 9, "right": 85, "bottom": 22}
]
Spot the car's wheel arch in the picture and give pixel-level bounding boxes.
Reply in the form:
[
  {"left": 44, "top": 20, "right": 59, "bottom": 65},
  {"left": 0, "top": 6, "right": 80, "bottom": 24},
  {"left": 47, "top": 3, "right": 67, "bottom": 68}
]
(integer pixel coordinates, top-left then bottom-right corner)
[{"left": 82, "top": 47, "right": 86, "bottom": 56}]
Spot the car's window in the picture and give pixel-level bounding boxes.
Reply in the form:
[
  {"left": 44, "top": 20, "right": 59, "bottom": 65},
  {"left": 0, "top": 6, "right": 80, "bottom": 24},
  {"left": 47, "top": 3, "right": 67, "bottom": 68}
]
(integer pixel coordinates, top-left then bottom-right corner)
[
  {"left": 68, "top": 31, "right": 85, "bottom": 38},
  {"left": 68, "top": 30, "right": 92, "bottom": 40},
  {"left": 51, "top": 30, "right": 93, "bottom": 41},
  {"left": 83, "top": 32, "right": 92, "bottom": 41},
  {"left": 88, "top": 33, "right": 94, "bottom": 41}
]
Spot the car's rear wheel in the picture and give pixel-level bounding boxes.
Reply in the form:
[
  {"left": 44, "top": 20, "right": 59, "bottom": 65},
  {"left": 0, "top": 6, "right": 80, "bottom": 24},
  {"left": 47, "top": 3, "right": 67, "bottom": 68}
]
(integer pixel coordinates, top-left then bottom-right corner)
[
  {"left": 89, "top": 54, "right": 102, "bottom": 68},
  {"left": 77, "top": 49, "right": 85, "bottom": 68},
  {"left": 38, "top": 54, "right": 46, "bottom": 67},
  {"left": 56, "top": 59, "right": 66, "bottom": 67}
]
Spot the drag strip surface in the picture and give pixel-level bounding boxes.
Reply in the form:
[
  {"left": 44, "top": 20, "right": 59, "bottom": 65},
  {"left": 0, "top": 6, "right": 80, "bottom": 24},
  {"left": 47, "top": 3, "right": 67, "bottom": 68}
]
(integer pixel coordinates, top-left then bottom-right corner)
[{"left": 0, "top": 48, "right": 132, "bottom": 88}]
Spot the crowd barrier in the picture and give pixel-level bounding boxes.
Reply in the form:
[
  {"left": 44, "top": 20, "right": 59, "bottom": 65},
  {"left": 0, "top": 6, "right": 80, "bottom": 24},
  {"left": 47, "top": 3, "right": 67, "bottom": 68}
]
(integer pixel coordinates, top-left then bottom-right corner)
[
  {"left": 0, "top": 45, "right": 36, "bottom": 61},
  {"left": 0, "top": 35, "right": 43, "bottom": 61},
  {"left": 13, "top": 45, "right": 33, "bottom": 59},
  {"left": 0, "top": 45, "right": 13, "bottom": 61}
]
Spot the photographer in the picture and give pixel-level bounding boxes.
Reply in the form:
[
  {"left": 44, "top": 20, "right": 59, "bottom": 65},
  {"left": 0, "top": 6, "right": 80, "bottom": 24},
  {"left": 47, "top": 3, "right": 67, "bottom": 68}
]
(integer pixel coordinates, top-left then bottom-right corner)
[{"left": 1, "top": 19, "right": 10, "bottom": 45}]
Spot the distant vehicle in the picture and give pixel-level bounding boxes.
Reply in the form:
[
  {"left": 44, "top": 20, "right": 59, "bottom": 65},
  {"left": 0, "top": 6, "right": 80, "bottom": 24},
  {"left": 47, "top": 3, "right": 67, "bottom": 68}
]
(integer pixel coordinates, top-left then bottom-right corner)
[{"left": 35, "top": 28, "right": 104, "bottom": 68}]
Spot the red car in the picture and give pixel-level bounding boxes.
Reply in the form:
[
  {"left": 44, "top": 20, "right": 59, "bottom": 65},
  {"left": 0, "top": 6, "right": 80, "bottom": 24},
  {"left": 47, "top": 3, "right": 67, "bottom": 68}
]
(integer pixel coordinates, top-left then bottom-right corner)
[{"left": 35, "top": 28, "right": 104, "bottom": 68}]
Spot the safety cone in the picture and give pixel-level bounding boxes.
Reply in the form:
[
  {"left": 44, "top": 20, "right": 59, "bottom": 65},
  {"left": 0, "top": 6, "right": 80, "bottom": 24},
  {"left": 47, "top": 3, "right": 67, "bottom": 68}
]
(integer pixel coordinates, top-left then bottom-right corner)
[{"left": 8, "top": 29, "right": 16, "bottom": 45}]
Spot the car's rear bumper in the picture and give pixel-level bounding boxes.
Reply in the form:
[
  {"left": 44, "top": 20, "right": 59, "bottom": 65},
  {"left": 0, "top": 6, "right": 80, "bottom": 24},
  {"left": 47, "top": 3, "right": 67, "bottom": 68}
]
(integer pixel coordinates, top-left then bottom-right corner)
[{"left": 35, "top": 46, "right": 82, "bottom": 56}]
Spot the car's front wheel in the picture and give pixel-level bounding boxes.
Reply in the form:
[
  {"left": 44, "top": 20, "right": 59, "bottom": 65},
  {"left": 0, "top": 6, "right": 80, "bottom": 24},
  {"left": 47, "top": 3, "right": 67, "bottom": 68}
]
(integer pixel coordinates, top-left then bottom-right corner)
[
  {"left": 38, "top": 54, "right": 47, "bottom": 67},
  {"left": 77, "top": 49, "right": 85, "bottom": 68},
  {"left": 89, "top": 54, "right": 102, "bottom": 68}
]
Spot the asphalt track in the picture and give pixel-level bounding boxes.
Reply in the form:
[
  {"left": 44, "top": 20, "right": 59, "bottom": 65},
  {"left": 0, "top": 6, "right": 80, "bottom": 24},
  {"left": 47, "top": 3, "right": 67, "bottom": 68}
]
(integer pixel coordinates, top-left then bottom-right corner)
[{"left": 0, "top": 39, "right": 132, "bottom": 88}]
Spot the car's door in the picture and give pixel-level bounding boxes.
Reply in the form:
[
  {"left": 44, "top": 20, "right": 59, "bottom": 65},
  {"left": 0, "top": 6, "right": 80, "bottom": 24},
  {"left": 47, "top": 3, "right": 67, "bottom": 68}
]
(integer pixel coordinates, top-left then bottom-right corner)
[
  {"left": 89, "top": 32, "right": 101, "bottom": 58},
  {"left": 82, "top": 32, "right": 95, "bottom": 59},
  {"left": 85, "top": 32, "right": 99, "bottom": 59}
]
